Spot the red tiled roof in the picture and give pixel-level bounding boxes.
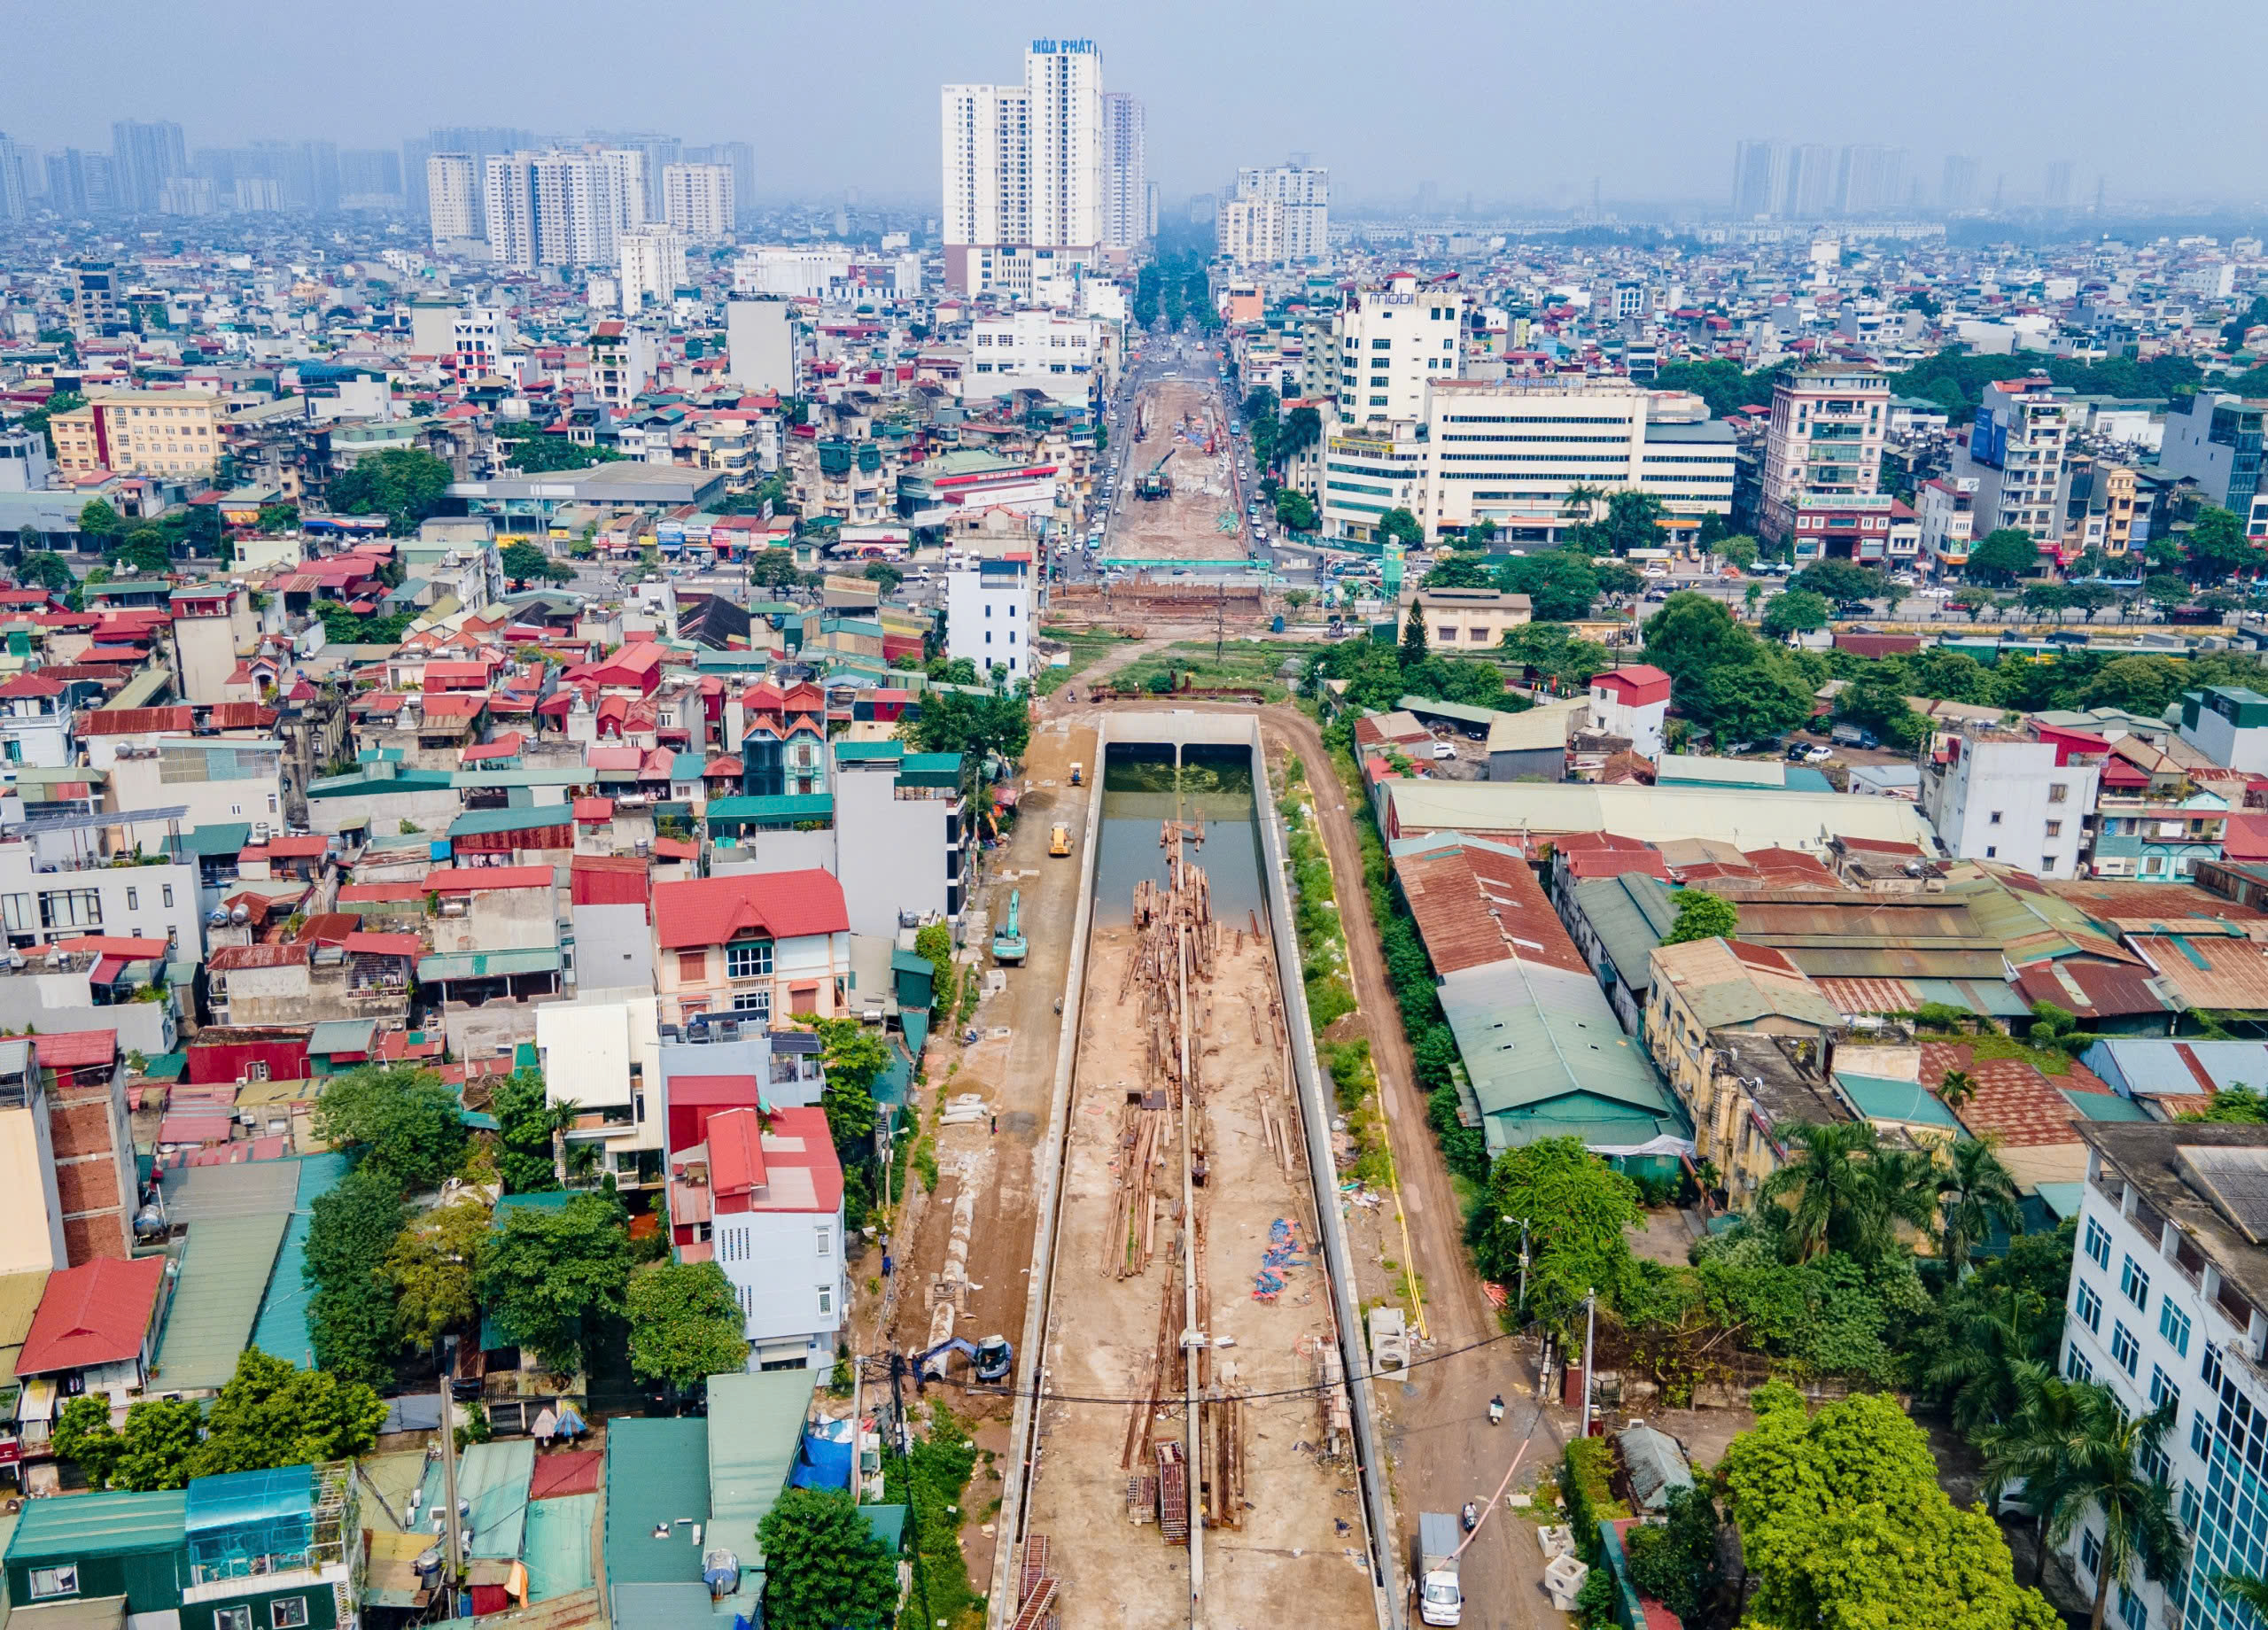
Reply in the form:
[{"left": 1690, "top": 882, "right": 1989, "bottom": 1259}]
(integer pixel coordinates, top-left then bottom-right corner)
[
  {"left": 50, "top": 936, "right": 169, "bottom": 962},
  {"left": 420, "top": 692, "right": 486, "bottom": 718},
  {"left": 651, "top": 869, "right": 848, "bottom": 950},
  {"left": 77, "top": 706, "right": 193, "bottom": 735},
  {"left": 0, "top": 673, "right": 63, "bottom": 698},
  {"left": 1397, "top": 838, "right": 1587, "bottom": 976},
  {"left": 425, "top": 866, "right": 554, "bottom": 894},
  {"left": 344, "top": 932, "right": 422, "bottom": 958},
  {"left": 708, "top": 1106, "right": 768, "bottom": 1197},
  {"left": 572, "top": 797, "right": 614, "bottom": 822},
  {"left": 18, "top": 1255, "right": 165, "bottom": 1375},
  {"left": 1921, "top": 1043, "right": 2088, "bottom": 1147}
]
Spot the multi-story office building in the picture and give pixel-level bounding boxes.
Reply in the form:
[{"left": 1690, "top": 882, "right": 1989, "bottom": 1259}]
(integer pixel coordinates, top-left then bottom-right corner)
[
  {"left": 109, "top": 120, "right": 185, "bottom": 214},
  {"left": 1950, "top": 374, "right": 2078, "bottom": 551},
  {"left": 50, "top": 391, "right": 221, "bottom": 479},
  {"left": 1100, "top": 91, "right": 1146, "bottom": 252},
  {"left": 618, "top": 223, "right": 687, "bottom": 314},
  {"left": 426, "top": 152, "right": 478, "bottom": 245},
  {"left": 65, "top": 260, "right": 118, "bottom": 338},
  {"left": 1756, "top": 365, "right": 1889, "bottom": 548},
  {"left": 662, "top": 161, "right": 734, "bottom": 241},
  {"left": 1332, "top": 271, "right": 1462, "bottom": 426},
  {"left": 2055, "top": 1121, "right": 2268, "bottom": 1630},
  {"left": 947, "top": 556, "right": 1037, "bottom": 682},
  {"left": 942, "top": 37, "right": 1104, "bottom": 292},
  {"left": 2161, "top": 392, "right": 2267, "bottom": 517}
]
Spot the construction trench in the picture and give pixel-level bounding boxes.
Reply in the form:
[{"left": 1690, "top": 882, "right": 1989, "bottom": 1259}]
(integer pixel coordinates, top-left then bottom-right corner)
[{"left": 991, "top": 712, "right": 1395, "bottom": 1630}]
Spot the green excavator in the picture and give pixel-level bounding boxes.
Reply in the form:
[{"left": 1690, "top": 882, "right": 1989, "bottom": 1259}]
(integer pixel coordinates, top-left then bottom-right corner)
[{"left": 990, "top": 889, "right": 1029, "bottom": 965}]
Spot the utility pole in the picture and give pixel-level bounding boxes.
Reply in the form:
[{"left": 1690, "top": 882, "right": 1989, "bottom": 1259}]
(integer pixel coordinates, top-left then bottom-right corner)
[
  {"left": 1579, "top": 1288, "right": 1597, "bottom": 1440},
  {"left": 438, "top": 1361, "right": 463, "bottom": 1614}
]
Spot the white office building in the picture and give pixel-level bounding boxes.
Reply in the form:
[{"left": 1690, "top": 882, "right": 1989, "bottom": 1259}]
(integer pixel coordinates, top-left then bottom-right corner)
[
  {"left": 942, "top": 37, "right": 1104, "bottom": 292},
  {"left": 946, "top": 556, "right": 1036, "bottom": 682},
  {"left": 2055, "top": 1122, "right": 2268, "bottom": 1630},
  {"left": 1333, "top": 272, "right": 1463, "bottom": 426},
  {"left": 967, "top": 309, "right": 1117, "bottom": 405},
  {"left": 1100, "top": 91, "right": 1146, "bottom": 252},
  {"left": 662, "top": 161, "right": 734, "bottom": 241},
  {"left": 426, "top": 152, "right": 478, "bottom": 245},
  {"left": 618, "top": 223, "right": 687, "bottom": 314},
  {"left": 1948, "top": 375, "right": 2078, "bottom": 547}
]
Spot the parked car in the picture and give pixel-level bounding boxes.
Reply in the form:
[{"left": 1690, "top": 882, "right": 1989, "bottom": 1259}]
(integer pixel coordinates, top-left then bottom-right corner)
[{"left": 1432, "top": 742, "right": 1456, "bottom": 761}]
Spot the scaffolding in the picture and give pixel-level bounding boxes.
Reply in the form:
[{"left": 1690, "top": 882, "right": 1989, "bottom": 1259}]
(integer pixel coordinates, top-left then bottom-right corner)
[{"left": 184, "top": 1462, "right": 358, "bottom": 1587}]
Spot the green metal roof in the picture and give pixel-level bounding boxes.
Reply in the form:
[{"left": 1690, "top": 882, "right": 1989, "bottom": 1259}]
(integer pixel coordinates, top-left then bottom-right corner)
[
  {"left": 603, "top": 1419, "right": 711, "bottom": 1584},
  {"left": 832, "top": 741, "right": 905, "bottom": 762},
  {"left": 1435, "top": 961, "right": 1684, "bottom": 1154},
  {"left": 307, "top": 765, "right": 454, "bottom": 799},
  {"left": 418, "top": 948, "right": 564, "bottom": 981},
  {"left": 449, "top": 805, "right": 573, "bottom": 837},
  {"left": 6, "top": 1489, "right": 188, "bottom": 1562},
  {"left": 458, "top": 1439, "right": 535, "bottom": 1560},
  {"left": 1656, "top": 754, "right": 1788, "bottom": 790},
  {"left": 1571, "top": 873, "right": 1677, "bottom": 991},
  {"left": 305, "top": 1019, "right": 377, "bottom": 1056},
  {"left": 1836, "top": 1073, "right": 1960, "bottom": 1129},
  {"left": 152, "top": 1213, "right": 291, "bottom": 1391},
  {"left": 707, "top": 794, "right": 834, "bottom": 826},
  {"left": 249, "top": 1153, "right": 350, "bottom": 1369},
  {"left": 2066, "top": 1087, "right": 2153, "bottom": 1122},
  {"left": 859, "top": 1504, "right": 910, "bottom": 1554},
  {"left": 173, "top": 821, "right": 253, "bottom": 858},
  {"left": 520, "top": 1491, "right": 597, "bottom": 1603},
  {"left": 899, "top": 753, "right": 963, "bottom": 787},
  {"left": 708, "top": 1369, "right": 819, "bottom": 1587}
]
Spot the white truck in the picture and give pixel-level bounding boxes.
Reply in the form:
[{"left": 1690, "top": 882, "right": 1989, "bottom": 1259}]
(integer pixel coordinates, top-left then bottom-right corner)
[{"left": 1417, "top": 1510, "right": 1464, "bottom": 1626}]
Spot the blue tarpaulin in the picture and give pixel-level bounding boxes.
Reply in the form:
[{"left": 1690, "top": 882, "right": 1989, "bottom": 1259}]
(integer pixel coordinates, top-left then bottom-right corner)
[{"left": 788, "top": 1428, "right": 853, "bottom": 1490}]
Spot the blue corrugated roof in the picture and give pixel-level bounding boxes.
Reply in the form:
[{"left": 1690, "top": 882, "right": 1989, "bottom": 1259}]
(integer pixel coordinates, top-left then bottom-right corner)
[{"left": 249, "top": 1153, "right": 351, "bottom": 1369}]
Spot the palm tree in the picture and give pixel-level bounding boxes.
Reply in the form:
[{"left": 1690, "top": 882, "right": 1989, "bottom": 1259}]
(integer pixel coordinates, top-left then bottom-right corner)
[
  {"left": 1560, "top": 483, "right": 1605, "bottom": 522},
  {"left": 1759, "top": 1121, "right": 1883, "bottom": 1261},
  {"left": 1853, "top": 1144, "right": 1946, "bottom": 1262},
  {"left": 1923, "top": 1279, "right": 2056, "bottom": 1436},
  {"left": 1940, "top": 1068, "right": 1979, "bottom": 1113},
  {"left": 1983, "top": 1364, "right": 2188, "bottom": 1623},
  {"left": 2217, "top": 1575, "right": 2268, "bottom": 1619},
  {"left": 1939, "top": 1137, "right": 2023, "bottom": 1280}
]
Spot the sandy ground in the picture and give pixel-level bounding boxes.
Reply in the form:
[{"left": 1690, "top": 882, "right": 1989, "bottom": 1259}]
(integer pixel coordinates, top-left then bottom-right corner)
[
  {"left": 1109, "top": 379, "right": 1249, "bottom": 567},
  {"left": 1020, "top": 829, "right": 1374, "bottom": 1630}
]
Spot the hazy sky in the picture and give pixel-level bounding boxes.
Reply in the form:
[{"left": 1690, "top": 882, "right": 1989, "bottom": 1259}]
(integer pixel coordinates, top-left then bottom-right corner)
[{"left": 15, "top": 0, "right": 2268, "bottom": 209}]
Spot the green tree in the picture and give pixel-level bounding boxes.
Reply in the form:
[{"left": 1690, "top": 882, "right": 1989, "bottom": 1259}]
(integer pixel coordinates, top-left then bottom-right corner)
[
  {"left": 17, "top": 551, "right": 76, "bottom": 593},
  {"left": 311, "top": 1065, "right": 469, "bottom": 1193},
  {"left": 1274, "top": 489, "right": 1317, "bottom": 532},
  {"left": 1687, "top": 652, "right": 1815, "bottom": 745},
  {"left": 1378, "top": 507, "right": 1424, "bottom": 548},
  {"left": 1601, "top": 488, "right": 1667, "bottom": 555},
  {"left": 113, "top": 1397, "right": 204, "bottom": 1490},
  {"left": 626, "top": 1261, "right": 751, "bottom": 1390},
  {"left": 2184, "top": 1085, "right": 2268, "bottom": 1123},
  {"left": 1718, "top": 534, "right": 1759, "bottom": 572},
  {"left": 480, "top": 1191, "right": 632, "bottom": 1370},
  {"left": 748, "top": 548, "right": 806, "bottom": 589},
  {"left": 255, "top": 502, "right": 299, "bottom": 534},
  {"left": 52, "top": 1393, "right": 120, "bottom": 1484},
  {"left": 901, "top": 687, "right": 1030, "bottom": 763},
  {"left": 385, "top": 1199, "right": 492, "bottom": 1348},
  {"left": 1759, "top": 588, "right": 1830, "bottom": 640},
  {"left": 2021, "top": 582, "right": 2071, "bottom": 621},
  {"left": 1790, "top": 559, "right": 1888, "bottom": 608},
  {"left": 1641, "top": 591, "right": 1752, "bottom": 688},
  {"left": 1495, "top": 548, "right": 1600, "bottom": 621},
  {"left": 1759, "top": 1121, "right": 1898, "bottom": 1262},
  {"left": 1938, "top": 1136, "right": 2023, "bottom": 1281},
  {"left": 1476, "top": 1137, "right": 1642, "bottom": 1334},
  {"left": 328, "top": 448, "right": 454, "bottom": 536},
  {"left": 1837, "top": 670, "right": 1930, "bottom": 752},
  {"left": 499, "top": 541, "right": 556, "bottom": 586},
  {"left": 1499, "top": 624, "right": 1613, "bottom": 688},
  {"left": 1982, "top": 1366, "right": 2187, "bottom": 1626},
  {"left": 1625, "top": 1483, "right": 1721, "bottom": 1626},
  {"left": 1422, "top": 551, "right": 1495, "bottom": 590},
  {"left": 2144, "top": 572, "right": 2193, "bottom": 616},
  {"left": 924, "top": 656, "right": 980, "bottom": 686},
  {"left": 797, "top": 1013, "right": 889, "bottom": 1151},
  {"left": 2078, "top": 656, "right": 2186, "bottom": 716},
  {"left": 757, "top": 1487, "right": 900, "bottom": 1630},
  {"left": 491, "top": 1067, "right": 563, "bottom": 1193},
  {"left": 113, "top": 528, "right": 171, "bottom": 577},
  {"left": 19, "top": 390, "right": 85, "bottom": 459},
  {"left": 2185, "top": 503, "right": 2262, "bottom": 583},
  {"left": 1661, "top": 889, "right": 1739, "bottom": 945},
  {"left": 1922, "top": 1274, "right": 2062, "bottom": 1437},
  {"left": 1399, "top": 602, "right": 1429, "bottom": 666},
  {"left": 862, "top": 560, "right": 904, "bottom": 594},
  {"left": 77, "top": 499, "right": 124, "bottom": 543},
  {"left": 496, "top": 425, "right": 622, "bottom": 473},
  {"left": 304, "top": 1165, "right": 408, "bottom": 1385},
  {"left": 1279, "top": 404, "right": 1323, "bottom": 461},
  {"left": 192, "top": 1347, "right": 390, "bottom": 1478},
  {"left": 1559, "top": 483, "right": 1605, "bottom": 521},
  {"left": 1725, "top": 1383, "right": 2059, "bottom": 1630},
  {"left": 2066, "top": 582, "right": 2117, "bottom": 623},
  {"left": 1968, "top": 528, "right": 2041, "bottom": 586}
]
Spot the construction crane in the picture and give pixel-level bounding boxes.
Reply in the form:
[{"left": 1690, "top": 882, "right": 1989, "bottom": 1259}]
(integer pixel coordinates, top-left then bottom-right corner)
[{"left": 1135, "top": 450, "right": 1174, "bottom": 501}]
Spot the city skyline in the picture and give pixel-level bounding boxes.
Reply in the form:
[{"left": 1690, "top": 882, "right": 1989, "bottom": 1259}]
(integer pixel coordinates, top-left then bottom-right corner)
[{"left": 7, "top": 0, "right": 2267, "bottom": 210}]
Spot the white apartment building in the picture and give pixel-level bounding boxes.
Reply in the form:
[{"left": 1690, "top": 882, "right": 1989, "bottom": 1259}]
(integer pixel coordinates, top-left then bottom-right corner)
[
  {"left": 1100, "top": 91, "right": 1147, "bottom": 252},
  {"left": 1335, "top": 272, "right": 1462, "bottom": 426},
  {"left": 1917, "top": 475, "right": 1981, "bottom": 574},
  {"left": 484, "top": 148, "right": 643, "bottom": 270},
  {"left": 2055, "top": 1122, "right": 2268, "bottom": 1630},
  {"left": 1918, "top": 734, "right": 2098, "bottom": 881},
  {"left": 967, "top": 309, "right": 1116, "bottom": 405},
  {"left": 618, "top": 223, "right": 687, "bottom": 314},
  {"left": 426, "top": 152, "right": 477, "bottom": 245},
  {"left": 1756, "top": 365, "right": 1889, "bottom": 548},
  {"left": 1950, "top": 375, "right": 2078, "bottom": 547},
  {"left": 1222, "top": 164, "right": 1329, "bottom": 265},
  {"left": 1319, "top": 423, "right": 1428, "bottom": 544},
  {"left": 662, "top": 161, "right": 734, "bottom": 241},
  {"left": 726, "top": 298, "right": 797, "bottom": 395},
  {"left": 452, "top": 307, "right": 503, "bottom": 383},
  {"left": 946, "top": 555, "right": 1036, "bottom": 681},
  {"left": 942, "top": 38, "right": 1104, "bottom": 292}
]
